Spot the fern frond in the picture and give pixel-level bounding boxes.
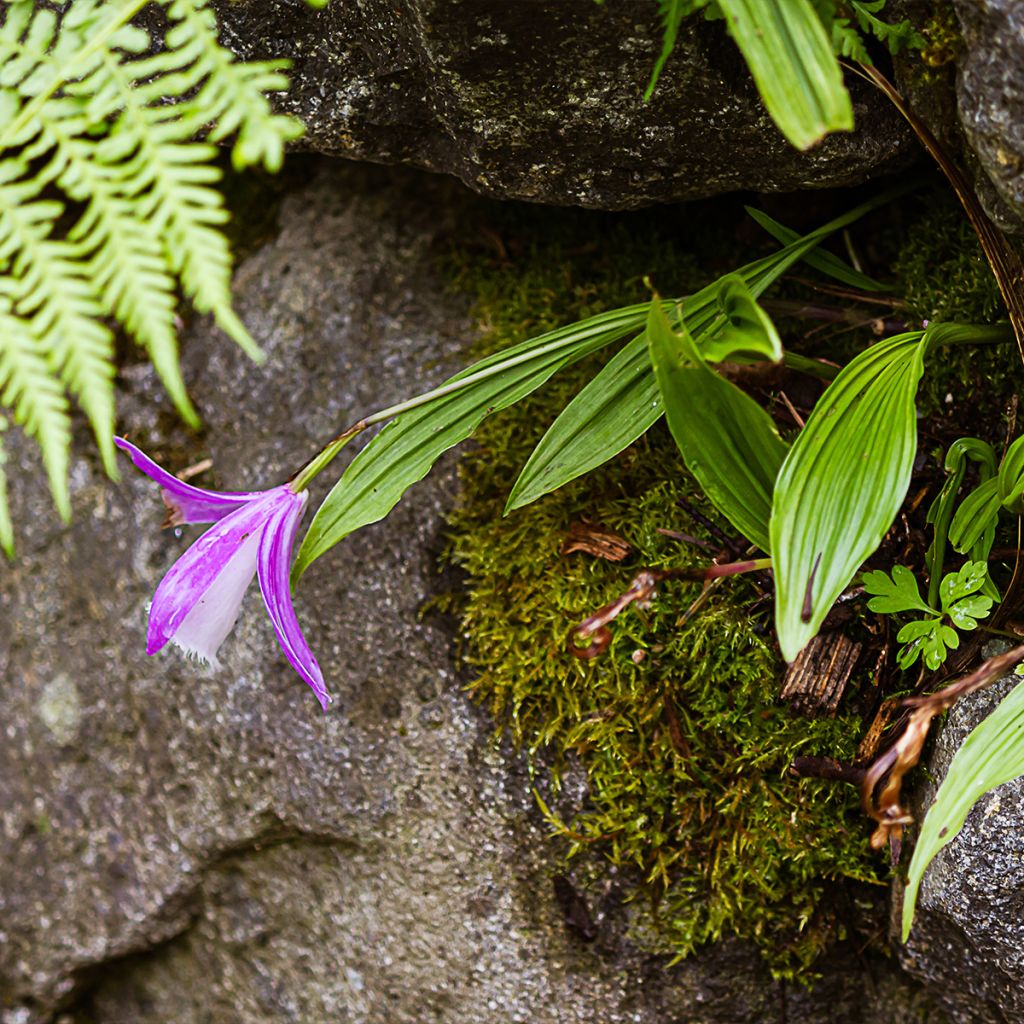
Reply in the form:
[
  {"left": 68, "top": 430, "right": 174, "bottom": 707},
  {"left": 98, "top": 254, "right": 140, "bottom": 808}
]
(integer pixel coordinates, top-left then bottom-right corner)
[
  {"left": 160, "top": 0, "right": 304, "bottom": 172},
  {"left": 32, "top": 103, "right": 185, "bottom": 432},
  {"left": 0, "top": 0, "right": 302, "bottom": 548}
]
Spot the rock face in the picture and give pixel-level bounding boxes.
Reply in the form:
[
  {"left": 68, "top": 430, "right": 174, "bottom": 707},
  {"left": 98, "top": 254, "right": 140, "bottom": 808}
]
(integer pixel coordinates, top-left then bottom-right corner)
[
  {"left": 213, "top": 0, "right": 914, "bottom": 209},
  {"left": 954, "top": 0, "right": 1024, "bottom": 227},
  {"left": 899, "top": 665, "right": 1024, "bottom": 1024},
  {"left": 0, "top": 159, "right": 940, "bottom": 1023}
]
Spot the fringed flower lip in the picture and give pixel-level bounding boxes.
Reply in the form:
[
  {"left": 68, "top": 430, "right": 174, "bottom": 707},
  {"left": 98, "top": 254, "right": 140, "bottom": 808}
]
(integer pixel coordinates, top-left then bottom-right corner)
[{"left": 115, "top": 437, "right": 330, "bottom": 711}]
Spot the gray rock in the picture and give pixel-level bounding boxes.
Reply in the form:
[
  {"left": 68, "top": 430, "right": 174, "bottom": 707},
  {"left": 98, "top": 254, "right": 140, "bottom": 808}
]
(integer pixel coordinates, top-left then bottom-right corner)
[
  {"left": 898, "top": 663, "right": 1024, "bottom": 1023},
  {"left": 0, "top": 158, "right": 938, "bottom": 1023},
  {"left": 955, "top": 0, "right": 1024, "bottom": 228},
  {"left": 211, "top": 0, "right": 914, "bottom": 209}
]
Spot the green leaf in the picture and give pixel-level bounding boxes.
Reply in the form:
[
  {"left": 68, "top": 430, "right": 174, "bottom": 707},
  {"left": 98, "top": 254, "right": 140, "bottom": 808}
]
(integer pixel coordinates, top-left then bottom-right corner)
[
  {"left": 863, "top": 565, "right": 935, "bottom": 616},
  {"left": 716, "top": 0, "right": 853, "bottom": 150},
  {"left": 895, "top": 618, "right": 957, "bottom": 671},
  {"left": 644, "top": 0, "right": 712, "bottom": 101},
  {"left": 504, "top": 194, "right": 899, "bottom": 515},
  {"left": 292, "top": 305, "right": 652, "bottom": 580},
  {"left": 998, "top": 434, "right": 1024, "bottom": 513},
  {"left": 946, "top": 595, "right": 993, "bottom": 631},
  {"left": 700, "top": 274, "right": 784, "bottom": 364},
  {"left": 771, "top": 331, "right": 926, "bottom": 662},
  {"left": 926, "top": 437, "right": 997, "bottom": 606},
  {"left": 896, "top": 618, "right": 941, "bottom": 644},
  {"left": 745, "top": 207, "right": 885, "bottom": 292},
  {"left": 903, "top": 679, "right": 1024, "bottom": 940},
  {"left": 647, "top": 299, "right": 787, "bottom": 553},
  {"left": 949, "top": 478, "right": 1001, "bottom": 555},
  {"left": 939, "top": 560, "right": 989, "bottom": 608}
]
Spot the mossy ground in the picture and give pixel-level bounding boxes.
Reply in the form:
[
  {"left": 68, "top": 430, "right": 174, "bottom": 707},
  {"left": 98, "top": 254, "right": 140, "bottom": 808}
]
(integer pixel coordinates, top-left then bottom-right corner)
[{"left": 441, "top": 180, "right": 1017, "bottom": 979}]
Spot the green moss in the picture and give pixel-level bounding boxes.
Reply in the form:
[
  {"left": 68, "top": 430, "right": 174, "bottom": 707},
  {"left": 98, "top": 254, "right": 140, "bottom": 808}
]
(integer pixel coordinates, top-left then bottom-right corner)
[
  {"left": 442, "top": 199, "right": 885, "bottom": 979},
  {"left": 441, "top": 184, "right": 1022, "bottom": 978}
]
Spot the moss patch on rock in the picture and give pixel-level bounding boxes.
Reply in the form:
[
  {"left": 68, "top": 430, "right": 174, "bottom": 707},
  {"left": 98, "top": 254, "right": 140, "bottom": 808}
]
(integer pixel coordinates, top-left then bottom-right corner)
[
  {"left": 441, "top": 184, "right": 1020, "bottom": 979},
  {"left": 443, "top": 199, "right": 888, "bottom": 978}
]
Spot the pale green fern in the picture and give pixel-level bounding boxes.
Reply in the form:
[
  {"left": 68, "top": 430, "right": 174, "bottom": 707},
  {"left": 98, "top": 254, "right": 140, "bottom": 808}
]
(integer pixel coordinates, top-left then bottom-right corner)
[{"left": 0, "top": 0, "right": 305, "bottom": 555}]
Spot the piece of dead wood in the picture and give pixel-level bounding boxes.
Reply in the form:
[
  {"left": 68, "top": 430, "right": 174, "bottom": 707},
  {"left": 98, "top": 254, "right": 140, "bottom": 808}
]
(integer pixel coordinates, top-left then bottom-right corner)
[
  {"left": 861, "top": 644, "right": 1024, "bottom": 851},
  {"left": 561, "top": 521, "right": 632, "bottom": 562},
  {"left": 856, "top": 697, "right": 901, "bottom": 765},
  {"left": 780, "top": 632, "right": 863, "bottom": 717}
]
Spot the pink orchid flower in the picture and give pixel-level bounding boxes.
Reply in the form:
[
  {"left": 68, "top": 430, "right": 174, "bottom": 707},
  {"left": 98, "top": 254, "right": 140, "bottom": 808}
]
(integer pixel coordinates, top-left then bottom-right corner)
[{"left": 115, "top": 437, "right": 330, "bottom": 710}]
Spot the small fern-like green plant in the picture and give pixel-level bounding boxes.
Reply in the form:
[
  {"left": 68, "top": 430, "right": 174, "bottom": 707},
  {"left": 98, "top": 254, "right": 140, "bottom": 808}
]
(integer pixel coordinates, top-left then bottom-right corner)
[{"left": 0, "top": 0, "right": 306, "bottom": 554}]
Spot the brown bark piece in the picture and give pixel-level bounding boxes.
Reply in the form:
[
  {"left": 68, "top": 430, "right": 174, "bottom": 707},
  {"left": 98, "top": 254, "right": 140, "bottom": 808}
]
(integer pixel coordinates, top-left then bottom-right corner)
[
  {"left": 780, "top": 633, "right": 863, "bottom": 717},
  {"left": 561, "top": 521, "right": 632, "bottom": 562}
]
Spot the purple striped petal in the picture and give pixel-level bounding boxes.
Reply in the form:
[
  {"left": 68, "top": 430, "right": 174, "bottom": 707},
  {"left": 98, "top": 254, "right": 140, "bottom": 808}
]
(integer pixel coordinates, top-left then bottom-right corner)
[
  {"left": 115, "top": 437, "right": 266, "bottom": 526},
  {"left": 147, "top": 489, "right": 292, "bottom": 659},
  {"left": 256, "top": 490, "right": 331, "bottom": 711}
]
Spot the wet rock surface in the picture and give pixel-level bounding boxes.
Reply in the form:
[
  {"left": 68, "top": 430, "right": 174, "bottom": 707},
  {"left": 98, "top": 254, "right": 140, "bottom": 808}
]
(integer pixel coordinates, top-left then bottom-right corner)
[
  {"left": 0, "top": 159, "right": 940, "bottom": 1023},
  {"left": 899, "top": 666, "right": 1024, "bottom": 1024},
  {"left": 211, "top": 0, "right": 914, "bottom": 209},
  {"left": 954, "top": 0, "right": 1024, "bottom": 228}
]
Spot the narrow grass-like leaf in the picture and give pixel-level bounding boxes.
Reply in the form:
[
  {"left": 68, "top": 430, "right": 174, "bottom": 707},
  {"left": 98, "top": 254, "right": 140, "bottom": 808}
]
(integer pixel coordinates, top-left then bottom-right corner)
[
  {"left": 745, "top": 207, "right": 885, "bottom": 291},
  {"left": 647, "top": 300, "right": 787, "bottom": 552},
  {"left": 293, "top": 306, "right": 653, "bottom": 579},
  {"left": 771, "top": 331, "right": 926, "bottom": 662},
  {"left": 902, "top": 679, "right": 1024, "bottom": 940},
  {"left": 644, "top": 0, "right": 712, "bottom": 101},
  {"left": 717, "top": 0, "right": 853, "bottom": 150},
  {"left": 505, "top": 196, "right": 894, "bottom": 514}
]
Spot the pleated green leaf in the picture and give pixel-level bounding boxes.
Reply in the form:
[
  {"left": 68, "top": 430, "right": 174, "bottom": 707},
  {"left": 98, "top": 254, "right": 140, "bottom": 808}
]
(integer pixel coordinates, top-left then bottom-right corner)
[
  {"left": 717, "top": 0, "right": 853, "bottom": 150},
  {"left": 647, "top": 299, "right": 787, "bottom": 553},
  {"left": 903, "top": 679, "right": 1024, "bottom": 940},
  {"left": 771, "top": 331, "right": 926, "bottom": 662},
  {"left": 772, "top": 322, "right": 1012, "bottom": 660}
]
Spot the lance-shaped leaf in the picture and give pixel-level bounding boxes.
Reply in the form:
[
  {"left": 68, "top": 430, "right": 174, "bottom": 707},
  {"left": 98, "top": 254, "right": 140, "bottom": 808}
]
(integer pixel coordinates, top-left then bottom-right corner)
[
  {"left": 292, "top": 305, "right": 653, "bottom": 579},
  {"left": 903, "top": 679, "right": 1024, "bottom": 940},
  {"left": 716, "top": 0, "right": 853, "bottom": 150},
  {"left": 772, "top": 322, "right": 1011, "bottom": 661},
  {"left": 647, "top": 299, "right": 787, "bottom": 553},
  {"left": 504, "top": 194, "right": 897, "bottom": 514},
  {"left": 771, "top": 331, "right": 926, "bottom": 662}
]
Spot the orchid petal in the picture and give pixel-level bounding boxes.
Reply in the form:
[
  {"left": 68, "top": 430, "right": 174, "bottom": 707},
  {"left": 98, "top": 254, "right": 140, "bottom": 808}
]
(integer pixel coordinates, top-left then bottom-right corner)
[
  {"left": 256, "top": 490, "right": 331, "bottom": 711},
  {"left": 147, "top": 490, "right": 291, "bottom": 657},
  {"left": 115, "top": 437, "right": 267, "bottom": 525}
]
